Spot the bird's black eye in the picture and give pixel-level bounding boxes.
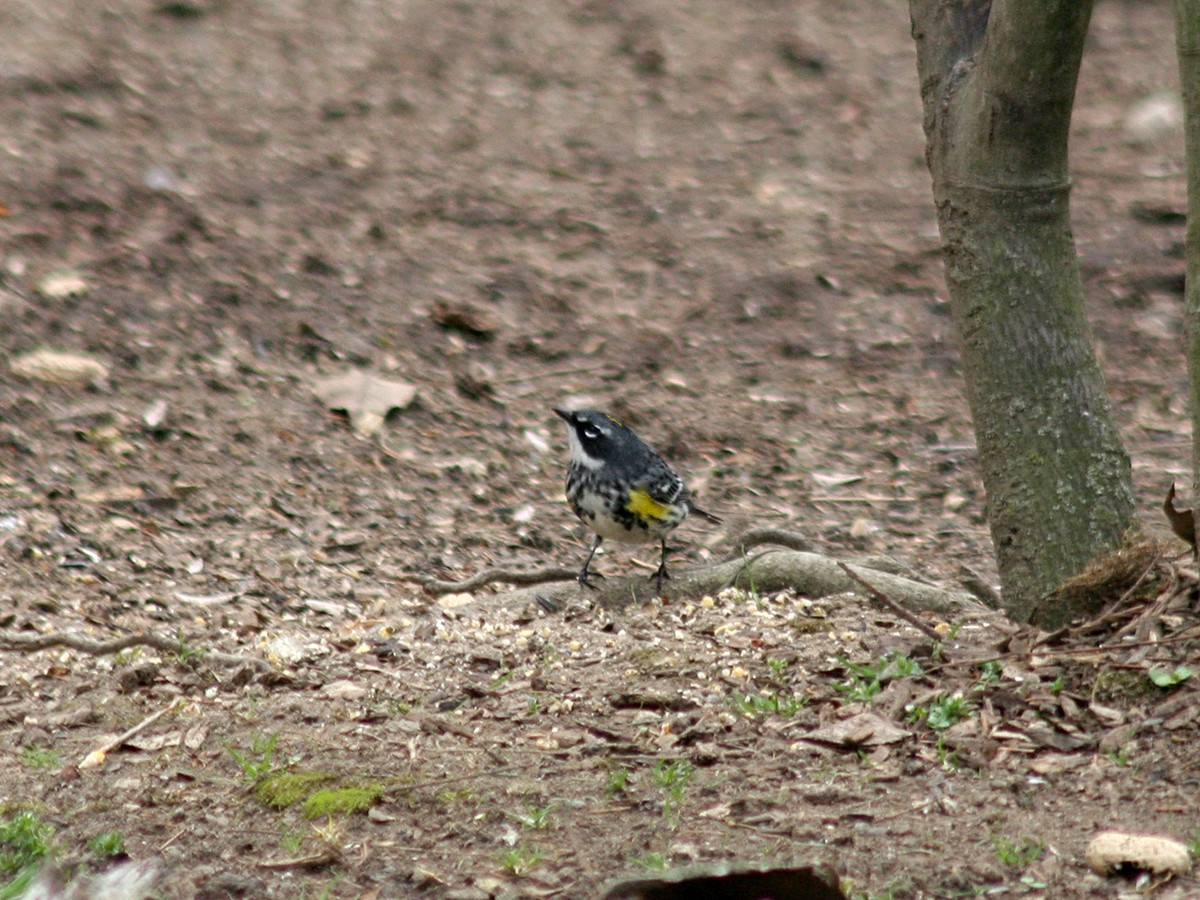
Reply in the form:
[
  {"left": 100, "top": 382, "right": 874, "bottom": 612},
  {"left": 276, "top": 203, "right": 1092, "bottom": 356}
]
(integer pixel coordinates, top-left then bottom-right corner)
[{"left": 581, "top": 426, "right": 601, "bottom": 440}]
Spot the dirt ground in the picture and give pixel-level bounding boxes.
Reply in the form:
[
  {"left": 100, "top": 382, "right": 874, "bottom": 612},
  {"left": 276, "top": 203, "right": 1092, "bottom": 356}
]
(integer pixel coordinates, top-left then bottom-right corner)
[{"left": 1, "top": 0, "right": 1198, "bottom": 897}]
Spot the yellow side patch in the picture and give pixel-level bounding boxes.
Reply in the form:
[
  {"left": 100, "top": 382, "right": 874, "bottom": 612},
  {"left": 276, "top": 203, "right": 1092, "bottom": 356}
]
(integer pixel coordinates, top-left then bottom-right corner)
[{"left": 626, "top": 488, "right": 669, "bottom": 521}]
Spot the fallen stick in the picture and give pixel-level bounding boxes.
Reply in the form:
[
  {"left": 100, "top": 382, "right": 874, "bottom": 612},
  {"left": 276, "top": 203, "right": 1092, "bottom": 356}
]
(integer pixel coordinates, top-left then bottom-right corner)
[
  {"left": 80, "top": 696, "right": 186, "bottom": 769},
  {"left": 836, "top": 561, "right": 947, "bottom": 643}
]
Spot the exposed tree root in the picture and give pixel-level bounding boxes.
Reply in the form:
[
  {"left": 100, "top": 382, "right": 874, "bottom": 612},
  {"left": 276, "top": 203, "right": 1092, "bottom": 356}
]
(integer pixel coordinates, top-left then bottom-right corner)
[
  {"left": 0, "top": 629, "right": 271, "bottom": 670},
  {"left": 720, "top": 527, "right": 814, "bottom": 557},
  {"left": 462, "top": 549, "right": 977, "bottom": 615},
  {"left": 412, "top": 528, "right": 816, "bottom": 596},
  {"left": 411, "top": 565, "right": 580, "bottom": 594}
]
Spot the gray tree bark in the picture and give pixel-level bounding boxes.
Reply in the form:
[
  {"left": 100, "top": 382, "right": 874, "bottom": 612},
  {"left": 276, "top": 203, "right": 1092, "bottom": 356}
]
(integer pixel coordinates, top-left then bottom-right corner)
[
  {"left": 1177, "top": 0, "right": 1200, "bottom": 539},
  {"left": 909, "top": 0, "right": 1135, "bottom": 627}
]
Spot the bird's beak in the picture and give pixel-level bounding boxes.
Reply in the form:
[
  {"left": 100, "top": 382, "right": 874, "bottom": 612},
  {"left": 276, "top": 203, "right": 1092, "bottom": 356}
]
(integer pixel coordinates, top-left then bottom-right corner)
[{"left": 552, "top": 407, "right": 572, "bottom": 422}]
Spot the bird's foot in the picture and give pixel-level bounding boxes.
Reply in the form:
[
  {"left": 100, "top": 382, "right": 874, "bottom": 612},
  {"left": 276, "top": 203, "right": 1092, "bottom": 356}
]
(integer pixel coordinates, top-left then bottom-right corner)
[
  {"left": 650, "top": 564, "right": 671, "bottom": 595},
  {"left": 577, "top": 568, "right": 604, "bottom": 590}
]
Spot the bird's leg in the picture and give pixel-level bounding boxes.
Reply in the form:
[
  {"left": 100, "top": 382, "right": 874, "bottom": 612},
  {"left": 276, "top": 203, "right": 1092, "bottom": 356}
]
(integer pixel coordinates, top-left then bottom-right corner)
[
  {"left": 652, "top": 538, "right": 672, "bottom": 594},
  {"left": 578, "top": 535, "right": 604, "bottom": 589}
]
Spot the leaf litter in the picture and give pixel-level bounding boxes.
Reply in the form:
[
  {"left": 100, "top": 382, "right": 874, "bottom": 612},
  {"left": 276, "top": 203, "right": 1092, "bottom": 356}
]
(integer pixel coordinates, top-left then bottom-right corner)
[{"left": 0, "top": 0, "right": 1197, "bottom": 896}]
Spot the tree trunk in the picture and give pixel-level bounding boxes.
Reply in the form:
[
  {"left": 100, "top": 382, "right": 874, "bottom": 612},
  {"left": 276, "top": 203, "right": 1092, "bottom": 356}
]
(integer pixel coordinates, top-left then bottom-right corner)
[
  {"left": 909, "top": 0, "right": 1135, "bottom": 627},
  {"left": 1176, "top": 0, "right": 1200, "bottom": 540}
]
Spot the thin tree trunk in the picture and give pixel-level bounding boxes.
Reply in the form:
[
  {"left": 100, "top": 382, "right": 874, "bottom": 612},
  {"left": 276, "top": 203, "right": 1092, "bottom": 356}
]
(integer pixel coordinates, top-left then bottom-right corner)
[
  {"left": 910, "top": 0, "right": 1135, "bottom": 626},
  {"left": 1176, "top": 0, "right": 1200, "bottom": 539}
]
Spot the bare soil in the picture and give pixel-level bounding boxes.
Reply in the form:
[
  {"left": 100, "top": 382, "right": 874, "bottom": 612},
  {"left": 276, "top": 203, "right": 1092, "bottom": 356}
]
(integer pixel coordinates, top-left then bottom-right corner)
[{"left": 1, "top": 1, "right": 1197, "bottom": 897}]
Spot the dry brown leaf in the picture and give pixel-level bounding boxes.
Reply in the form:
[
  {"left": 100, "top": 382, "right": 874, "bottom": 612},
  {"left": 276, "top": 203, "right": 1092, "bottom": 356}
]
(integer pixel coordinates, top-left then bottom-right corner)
[
  {"left": 312, "top": 369, "right": 417, "bottom": 436},
  {"left": 1163, "top": 704, "right": 1198, "bottom": 730},
  {"left": 1027, "top": 753, "right": 1089, "bottom": 775},
  {"left": 1015, "top": 720, "right": 1093, "bottom": 751},
  {"left": 988, "top": 726, "right": 1038, "bottom": 752},
  {"left": 698, "top": 802, "right": 733, "bottom": 820},
  {"left": 430, "top": 298, "right": 499, "bottom": 337},
  {"left": 11, "top": 348, "right": 108, "bottom": 384},
  {"left": 126, "top": 731, "right": 181, "bottom": 751},
  {"left": 183, "top": 723, "right": 209, "bottom": 750},
  {"left": 78, "top": 485, "right": 146, "bottom": 504},
  {"left": 1089, "top": 702, "right": 1125, "bottom": 725},
  {"left": 321, "top": 679, "right": 367, "bottom": 700},
  {"left": 802, "top": 712, "right": 909, "bottom": 748}
]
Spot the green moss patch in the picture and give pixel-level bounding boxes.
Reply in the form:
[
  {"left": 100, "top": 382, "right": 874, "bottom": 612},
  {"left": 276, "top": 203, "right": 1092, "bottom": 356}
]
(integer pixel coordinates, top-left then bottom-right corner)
[
  {"left": 302, "top": 784, "right": 383, "bottom": 819},
  {"left": 254, "top": 772, "right": 333, "bottom": 810}
]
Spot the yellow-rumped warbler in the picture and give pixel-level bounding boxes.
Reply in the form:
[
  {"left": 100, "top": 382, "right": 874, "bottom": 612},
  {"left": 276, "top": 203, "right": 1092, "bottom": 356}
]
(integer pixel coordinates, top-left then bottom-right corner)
[{"left": 554, "top": 407, "right": 721, "bottom": 592}]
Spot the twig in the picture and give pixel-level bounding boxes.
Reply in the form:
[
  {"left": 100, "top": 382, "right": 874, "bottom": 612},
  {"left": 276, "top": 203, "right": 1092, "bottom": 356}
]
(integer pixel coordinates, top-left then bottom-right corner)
[
  {"left": 80, "top": 697, "right": 186, "bottom": 768},
  {"left": 1123, "top": 593, "right": 1188, "bottom": 644},
  {"left": 411, "top": 565, "right": 579, "bottom": 595},
  {"left": 0, "top": 629, "right": 270, "bottom": 670},
  {"left": 1031, "top": 631, "right": 1199, "bottom": 660},
  {"left": 493, "top": 363, "right": 608, "bottom": 385},
  {"left": 931, "top": 628, "right": 1200, "bottom": 671},
  {"left": 256, "top": 848, "right": 340, "bottom": 871},
  {"left": 836, "top": 562, "right": 946, "bottom": 645},
  {"left": 158, "top": 828, "right": 187, "bottom": 852}
]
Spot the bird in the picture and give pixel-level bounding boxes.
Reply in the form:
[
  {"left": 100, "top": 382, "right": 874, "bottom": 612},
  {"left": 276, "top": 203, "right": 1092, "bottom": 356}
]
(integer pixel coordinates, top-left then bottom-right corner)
[{"left": 553, "top": 407, "right": 721, "bottom": 593}]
